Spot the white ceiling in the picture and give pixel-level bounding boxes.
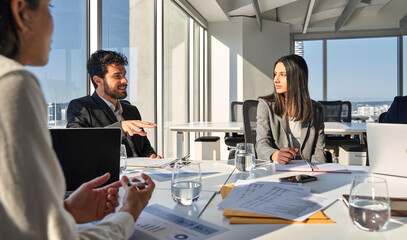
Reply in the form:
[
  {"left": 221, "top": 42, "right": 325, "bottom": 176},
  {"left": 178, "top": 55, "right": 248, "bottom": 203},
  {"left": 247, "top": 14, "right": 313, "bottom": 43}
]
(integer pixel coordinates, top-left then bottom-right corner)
[{"left": 186, "top": 0, "right": 407, "bottom": 34}]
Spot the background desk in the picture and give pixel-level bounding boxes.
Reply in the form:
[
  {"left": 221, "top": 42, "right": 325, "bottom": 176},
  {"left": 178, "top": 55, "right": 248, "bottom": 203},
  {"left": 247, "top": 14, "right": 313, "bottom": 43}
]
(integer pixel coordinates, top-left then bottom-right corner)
[
  {"left": 170, "top": 122, "right": 244, "bottom": 158},
  {"left": 324, "top": 122, "right": 366, "bottom": 135},
  {"left": 170, "top": 122, "right": 367, "bottom": 158}
]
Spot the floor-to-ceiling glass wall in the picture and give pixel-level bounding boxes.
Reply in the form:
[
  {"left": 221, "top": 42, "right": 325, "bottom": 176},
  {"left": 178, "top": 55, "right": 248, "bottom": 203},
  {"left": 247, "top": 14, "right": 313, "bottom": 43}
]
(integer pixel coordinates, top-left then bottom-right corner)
[
  {"left": 327, "top": 37, "right": 397, "bottom": 119},
  {"left": 28, "top": 0, "right": 87, "bottom": 128},
  {"left": 301, "top": 40, "right": 323, "bottom": 101},
  {"left": 163, "top": 0, "right": 189, "bottom": 157},
  {"left": 102, "top": 0, "right": 156, "bottom": 148}
]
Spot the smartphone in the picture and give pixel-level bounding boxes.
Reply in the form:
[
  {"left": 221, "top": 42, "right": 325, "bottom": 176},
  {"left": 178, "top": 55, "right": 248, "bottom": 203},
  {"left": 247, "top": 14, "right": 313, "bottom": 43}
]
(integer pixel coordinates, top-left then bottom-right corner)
[{"left": 278, "top": 174, "right": 318, "bottom": 183}]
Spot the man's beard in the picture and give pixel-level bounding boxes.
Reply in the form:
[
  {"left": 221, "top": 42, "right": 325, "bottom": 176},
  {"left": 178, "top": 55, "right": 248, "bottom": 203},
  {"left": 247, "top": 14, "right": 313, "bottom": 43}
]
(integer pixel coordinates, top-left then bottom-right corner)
[{"left": 103, "top": 81, "right": 127, "bottom": 99}]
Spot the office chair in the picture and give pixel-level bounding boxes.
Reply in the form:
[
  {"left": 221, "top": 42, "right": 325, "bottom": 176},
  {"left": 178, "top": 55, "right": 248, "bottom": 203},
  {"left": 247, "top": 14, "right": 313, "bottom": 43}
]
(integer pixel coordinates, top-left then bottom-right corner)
[
  {"left": 318, "top": 100, "right": 342, "bottom": 122},
  {"left": 378, "top": 112, "right": 387, "bottom": 123},
  {"left": 224, "top": 101, "right": 245, "bottom": 159},
  {"left": 318, "top": 100, "right": 359, "bottom": 159},
  {"left": 242, "top": 100, "right": 259, "bottom": 145}
]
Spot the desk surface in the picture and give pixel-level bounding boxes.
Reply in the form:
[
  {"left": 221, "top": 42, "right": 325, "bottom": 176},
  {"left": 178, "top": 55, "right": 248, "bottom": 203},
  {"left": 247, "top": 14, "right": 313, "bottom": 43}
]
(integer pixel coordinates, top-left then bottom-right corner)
[
  {"left": 324, "top": 122, "right": 366, "bottom": 134},
  {"left": 132, "top": 161, "right": 407, "bottom": 239},
  {"left": 170, "top": 121, "right": 366, "bottom": 134},
  {"left": 170, "top": 122, "right": 244, "bottom": 133},
  {"left": 201, "top": 164, "right": 407, "bottom": 239}
]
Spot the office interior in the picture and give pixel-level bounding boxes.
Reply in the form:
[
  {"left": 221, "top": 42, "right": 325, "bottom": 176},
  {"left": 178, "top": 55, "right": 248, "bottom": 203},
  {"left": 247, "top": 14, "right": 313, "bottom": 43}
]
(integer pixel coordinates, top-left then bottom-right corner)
[{"left": 39, "top": 0, "right": 407, "bottom": 160}]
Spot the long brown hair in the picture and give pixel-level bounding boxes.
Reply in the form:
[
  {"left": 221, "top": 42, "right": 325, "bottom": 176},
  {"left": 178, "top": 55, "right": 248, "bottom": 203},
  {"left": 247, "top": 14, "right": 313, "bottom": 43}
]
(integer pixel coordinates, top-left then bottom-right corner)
[{"left": 260, "top": 54, "right": 312, "bottom": 122}]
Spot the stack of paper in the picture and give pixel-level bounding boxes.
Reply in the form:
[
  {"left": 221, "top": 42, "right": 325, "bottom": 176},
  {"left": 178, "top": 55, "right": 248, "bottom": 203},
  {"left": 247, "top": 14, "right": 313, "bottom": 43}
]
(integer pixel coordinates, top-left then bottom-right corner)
[
  {"left": 127, "top": 157, "right": 178, "bottom": 168},
  {"left": 275, "top": 160, "right": 350, "bottom": 173},
  {"left": 218, "top": 180, "right": 336, "bottom": 224}
]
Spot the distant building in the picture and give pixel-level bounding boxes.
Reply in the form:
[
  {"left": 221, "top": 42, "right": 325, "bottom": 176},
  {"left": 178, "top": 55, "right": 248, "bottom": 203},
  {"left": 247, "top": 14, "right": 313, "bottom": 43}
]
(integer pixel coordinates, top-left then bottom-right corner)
[
  {"left": 47, "top": 102, "right": 69, "bottom": 124},
  {"left": 295, "top": 41, "right": 304, "bottom": 57}
]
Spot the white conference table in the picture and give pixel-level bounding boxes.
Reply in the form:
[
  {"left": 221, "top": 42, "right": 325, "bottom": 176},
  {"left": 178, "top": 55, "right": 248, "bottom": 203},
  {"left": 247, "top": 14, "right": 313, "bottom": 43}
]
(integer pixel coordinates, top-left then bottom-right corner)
[
  {"left": 123, "top": 161, "right": 407, "bottom": 239},
  {"left": 202, "top": 163, "right": 407, "bottom": 239},
  {"left": 170, "top": 121, "right": 367, "bottom": 158}
]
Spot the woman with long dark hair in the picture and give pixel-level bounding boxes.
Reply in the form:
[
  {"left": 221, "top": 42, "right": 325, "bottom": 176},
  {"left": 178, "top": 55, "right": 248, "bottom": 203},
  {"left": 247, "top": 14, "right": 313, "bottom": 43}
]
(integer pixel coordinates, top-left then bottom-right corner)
[{"left": 256, "top": 54, "right": 326, "bottom": 163}]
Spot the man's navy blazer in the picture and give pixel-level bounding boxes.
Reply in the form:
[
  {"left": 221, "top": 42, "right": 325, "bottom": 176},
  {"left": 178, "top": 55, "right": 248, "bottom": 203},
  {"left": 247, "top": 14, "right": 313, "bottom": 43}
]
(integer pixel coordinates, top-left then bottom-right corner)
[
  {"left": 66, "top": 92, "right": 156, "bottom": 157},
  {"left": 383, "top": 96, "right": 407, "bottom": 124}
]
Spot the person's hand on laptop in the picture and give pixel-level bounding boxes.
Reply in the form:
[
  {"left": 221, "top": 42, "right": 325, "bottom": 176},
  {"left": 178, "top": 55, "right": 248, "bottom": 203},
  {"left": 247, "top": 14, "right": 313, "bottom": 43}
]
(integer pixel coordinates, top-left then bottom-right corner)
[
  {"left": 119, "top": 174, "right": 155, "bottom": 221},
  {"left": 149, "top": 154, "right": 163, "bottom": 159},
  {"left": 64, "top": 173, "right": 121, "bottom": 224},
  {"left": 121, "top": 120, "right": 157, "bottom": 136}
]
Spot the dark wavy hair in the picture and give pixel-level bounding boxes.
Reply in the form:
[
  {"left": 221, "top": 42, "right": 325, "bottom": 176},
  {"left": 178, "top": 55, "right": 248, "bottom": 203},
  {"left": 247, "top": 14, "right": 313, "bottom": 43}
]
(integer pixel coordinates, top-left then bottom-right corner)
[
  {"left": 0, "top": 0, "right": 39, "bottom": 57},
  {"left": 87, "top": 50, "right": 128, "bottom": 88},
  {"left": 260, "top": 54, "right": 312, "bottom": 122}
]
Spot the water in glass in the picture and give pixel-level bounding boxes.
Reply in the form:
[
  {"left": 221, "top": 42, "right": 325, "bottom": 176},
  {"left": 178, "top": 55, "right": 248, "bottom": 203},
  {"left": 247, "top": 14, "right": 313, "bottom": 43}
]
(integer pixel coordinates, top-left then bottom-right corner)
[
  {"left": 235, "top": 143, "right": 255, "bottom": 172},
  {"left": 171, "top": 161, "right": 202, "bottom": 205},
  {"left": 171, "top": 181, "right": 202, "bottom": 205},
  {"left": 120, "top": 144, "right": 127, "bottom": 174},
  {"left": 349, "top": 175, "right": 390, "bottom": 232}
]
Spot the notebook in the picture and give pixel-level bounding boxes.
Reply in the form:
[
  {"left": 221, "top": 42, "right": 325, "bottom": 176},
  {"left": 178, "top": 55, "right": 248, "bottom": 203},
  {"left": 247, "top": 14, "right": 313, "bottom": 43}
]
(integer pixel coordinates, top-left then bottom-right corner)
[
  {"left": 367, "top": 123, "right": 407, "bottom": 178},
  {"left": 50, "top": 128, "right": 121, "bottom": 193}
]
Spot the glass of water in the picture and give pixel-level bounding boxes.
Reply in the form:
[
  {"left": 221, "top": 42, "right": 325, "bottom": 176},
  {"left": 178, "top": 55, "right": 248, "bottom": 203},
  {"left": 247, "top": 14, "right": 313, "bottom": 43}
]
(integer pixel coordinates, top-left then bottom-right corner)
[
  {"left": 235, "top": 143, "right": 256, "bottom": 172},
  {"left": 349, "top": 175, "right": 391, "bottom": 232},
  {"left": 171, "top": 161, "right": 202, "bottom": 205},
  {"left": 120, "top": 144, "right": 127, "bottom": 174}
]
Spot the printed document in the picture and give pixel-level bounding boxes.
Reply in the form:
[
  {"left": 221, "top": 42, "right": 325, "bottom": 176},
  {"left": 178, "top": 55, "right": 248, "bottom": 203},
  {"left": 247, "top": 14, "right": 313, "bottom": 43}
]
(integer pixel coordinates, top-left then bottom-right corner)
[
  {"left": 127, "top": 157, "right": 178, "bottom": 168},
  {"left": 218, "top": 180, "right": 336, "bottom": 222},
  {"left": 129, "top": 204, "right": 228, "bottom": 240}
]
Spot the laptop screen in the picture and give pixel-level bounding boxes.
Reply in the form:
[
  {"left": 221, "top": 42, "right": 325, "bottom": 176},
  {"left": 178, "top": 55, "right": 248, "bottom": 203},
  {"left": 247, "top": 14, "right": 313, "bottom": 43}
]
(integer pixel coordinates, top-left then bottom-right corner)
[
  {"left": 367, "top": 123, "right": 407, "bottom": 178},
  {"left": 50, "top": 128, "right": 121, "bottom": 191}
]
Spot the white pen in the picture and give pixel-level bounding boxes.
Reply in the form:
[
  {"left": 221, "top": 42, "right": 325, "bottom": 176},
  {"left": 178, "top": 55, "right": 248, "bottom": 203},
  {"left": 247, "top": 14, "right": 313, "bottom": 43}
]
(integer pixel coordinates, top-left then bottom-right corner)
[
  {"left": 288, "top": 133, "right": 294, "bottom": 149},
  {"left": 127, "top": 182, "right": 148, "bottom": 188}
]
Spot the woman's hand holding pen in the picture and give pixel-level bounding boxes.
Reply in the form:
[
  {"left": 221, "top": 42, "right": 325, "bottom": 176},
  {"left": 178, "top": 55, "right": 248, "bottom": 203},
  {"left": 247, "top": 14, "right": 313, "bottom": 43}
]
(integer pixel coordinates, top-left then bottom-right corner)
[{"left": 271, "top": 147, "right": 298, "bottom": 164}]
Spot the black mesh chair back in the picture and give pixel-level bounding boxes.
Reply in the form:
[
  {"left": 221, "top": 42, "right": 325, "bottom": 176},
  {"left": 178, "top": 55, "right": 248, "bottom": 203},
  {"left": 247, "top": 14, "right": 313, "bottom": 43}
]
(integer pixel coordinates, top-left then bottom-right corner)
[
  {"left": 378, "top": 112, "right": 387, "bottom": 123},
  {"left": 224, "top": 101, "right": 245, "bottom": 148},
  {"left": 341, "top": 101, "right": 352, "bottom": 122},
  {"left": 318, "top": 101, "right": 342, "bottom": 122},
  {"left": 243, "top": 100, "right": 259, "bottom": 145}
]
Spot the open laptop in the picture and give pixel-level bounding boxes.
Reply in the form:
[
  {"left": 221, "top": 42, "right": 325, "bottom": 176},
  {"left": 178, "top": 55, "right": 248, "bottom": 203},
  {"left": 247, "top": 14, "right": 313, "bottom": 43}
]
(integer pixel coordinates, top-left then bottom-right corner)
[
  {"left": 367, "top": 123, "right": 407, "bottom": 178},
  {"left": 50, "top": 128, "right": 121, "bottom": 195}
]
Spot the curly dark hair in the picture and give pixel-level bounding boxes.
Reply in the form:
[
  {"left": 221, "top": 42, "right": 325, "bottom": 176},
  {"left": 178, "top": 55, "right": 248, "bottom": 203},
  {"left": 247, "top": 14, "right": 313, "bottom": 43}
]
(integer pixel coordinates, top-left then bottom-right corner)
[
  {"left": 0, "top": 0, "right": 40, "bottom": 57},
  {"left": 87, "top": 50, "right": 128, "bottom": 88}
]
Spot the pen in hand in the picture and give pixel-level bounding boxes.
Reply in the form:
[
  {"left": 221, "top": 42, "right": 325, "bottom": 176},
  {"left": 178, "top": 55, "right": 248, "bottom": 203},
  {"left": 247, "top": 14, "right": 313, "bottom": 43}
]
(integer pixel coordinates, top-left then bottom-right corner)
[
  {"left": 288, "top": 133, "right": 296, "bottom": 160},
  {"left": 127, "top": 182, "right": 148, "bottom": 188}
]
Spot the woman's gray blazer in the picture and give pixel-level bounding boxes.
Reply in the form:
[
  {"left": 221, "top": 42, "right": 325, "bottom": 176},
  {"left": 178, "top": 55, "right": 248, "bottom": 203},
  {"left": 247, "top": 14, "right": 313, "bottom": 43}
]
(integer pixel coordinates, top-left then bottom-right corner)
[{"left": 256, "top": 98, "right": 326, "bottom": 163}]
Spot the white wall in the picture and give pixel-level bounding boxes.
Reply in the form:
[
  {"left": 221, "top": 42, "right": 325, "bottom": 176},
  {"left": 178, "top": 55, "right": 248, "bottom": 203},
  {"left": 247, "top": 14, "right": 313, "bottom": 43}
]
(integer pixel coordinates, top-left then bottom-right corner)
[
  {"left": 242, "top": 18, "right": 290, "bottom": 100},
  {"left": 208, "top": 17, "right": 290, "bottom": 159}
]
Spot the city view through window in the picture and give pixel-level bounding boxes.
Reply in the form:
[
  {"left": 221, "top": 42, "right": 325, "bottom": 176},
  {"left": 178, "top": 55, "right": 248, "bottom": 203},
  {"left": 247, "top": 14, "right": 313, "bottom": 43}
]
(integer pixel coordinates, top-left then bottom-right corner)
[{"left": 296, "top": 37, "right": 407, "bottom": 122}]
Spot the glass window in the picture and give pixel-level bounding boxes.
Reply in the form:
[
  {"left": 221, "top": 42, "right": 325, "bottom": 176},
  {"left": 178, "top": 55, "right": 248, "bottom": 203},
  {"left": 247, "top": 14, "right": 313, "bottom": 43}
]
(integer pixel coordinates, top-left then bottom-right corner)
[
  {"left": 27, "top": 0, "right": 87, "bottom": 128},
  {"left": 327, "top": 37, "right": 397, "bottom": 118},
  {"left": 300, "top": 40, "right": 323, "bottom": 101},
  {"left": 164, "top": 0, "right": 189, "bottom": 157},
  {"left": 102, "top": 0, "right": 156, "bottom": 148}
]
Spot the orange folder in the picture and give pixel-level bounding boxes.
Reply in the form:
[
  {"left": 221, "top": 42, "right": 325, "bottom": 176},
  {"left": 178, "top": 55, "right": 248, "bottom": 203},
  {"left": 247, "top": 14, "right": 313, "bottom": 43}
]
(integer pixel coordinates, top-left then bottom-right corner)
[{"left": 220, "top": 184, "right": 335, "bottom": 224}]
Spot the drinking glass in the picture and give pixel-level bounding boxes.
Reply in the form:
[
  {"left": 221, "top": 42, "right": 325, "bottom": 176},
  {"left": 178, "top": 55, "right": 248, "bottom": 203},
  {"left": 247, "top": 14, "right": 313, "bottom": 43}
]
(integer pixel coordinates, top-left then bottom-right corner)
[
  {"left": 120, "top": 144, "right": 127, "bottom": 174},
  {"left": 171, "top": 161, "right": 202, "bottom": 205},
  {"left": 235, "top": 143, "right": 256, "bottom": 172},
  {"left": 349, "top": 175, "right": 391, "bottom": 232}
]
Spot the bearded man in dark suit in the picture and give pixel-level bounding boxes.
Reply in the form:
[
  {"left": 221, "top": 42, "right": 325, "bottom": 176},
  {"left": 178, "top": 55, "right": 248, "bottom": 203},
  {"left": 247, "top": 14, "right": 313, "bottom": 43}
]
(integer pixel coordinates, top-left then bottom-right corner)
[{"left": 67, "top": 50, "right": 161, "bottom": 158}]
